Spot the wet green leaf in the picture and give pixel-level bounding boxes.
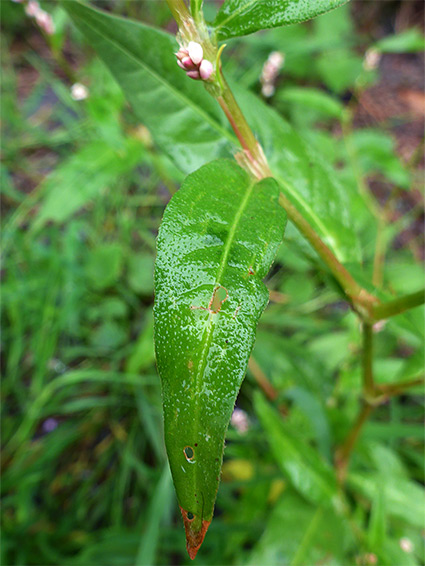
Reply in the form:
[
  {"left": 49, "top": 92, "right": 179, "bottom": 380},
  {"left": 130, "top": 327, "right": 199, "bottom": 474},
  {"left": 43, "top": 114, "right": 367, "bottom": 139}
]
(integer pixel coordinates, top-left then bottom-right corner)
[
  {"left": 154, "top": 159, "right": 286, "bottom": 557},
  {"left": 213, "top": 0, "right": 349, "bottom": 41}
]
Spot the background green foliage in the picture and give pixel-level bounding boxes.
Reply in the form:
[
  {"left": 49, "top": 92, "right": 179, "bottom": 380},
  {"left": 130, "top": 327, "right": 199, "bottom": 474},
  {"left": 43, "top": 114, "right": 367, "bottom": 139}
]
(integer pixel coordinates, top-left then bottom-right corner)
[{"left": 2, "top": 1, "right": 424, "bottom": 565}]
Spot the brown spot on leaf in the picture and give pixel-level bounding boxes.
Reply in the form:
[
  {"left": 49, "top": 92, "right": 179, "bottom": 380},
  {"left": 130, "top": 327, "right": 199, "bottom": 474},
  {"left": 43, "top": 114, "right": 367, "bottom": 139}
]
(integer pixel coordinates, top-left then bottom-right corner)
[
  {"left": 209, "top": 285, "right": 228, "bottom": 313},
  {"left": 180, "top": 506, "right": 211, "bottom": 560}
]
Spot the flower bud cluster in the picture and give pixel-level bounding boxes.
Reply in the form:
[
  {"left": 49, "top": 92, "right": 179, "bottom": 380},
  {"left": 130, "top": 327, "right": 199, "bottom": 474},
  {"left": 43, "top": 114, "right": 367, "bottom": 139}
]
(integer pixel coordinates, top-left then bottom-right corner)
[
  {"left": 175, "top": 41, "right": 213, "bottom": 81},
  {"left": 13, "top": 0, "right": 55, "bottom": 35},
  {"left": 260, "top": 51, "right": 284, "bottom": 98}
]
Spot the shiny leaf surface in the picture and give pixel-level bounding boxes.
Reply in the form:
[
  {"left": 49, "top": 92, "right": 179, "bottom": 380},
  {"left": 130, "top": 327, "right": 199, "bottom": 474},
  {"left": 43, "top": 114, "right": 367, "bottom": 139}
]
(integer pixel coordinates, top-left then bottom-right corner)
[
  {"left": 213, "top": 0, "right": 349, "bottom": 41},
  {"left": 154, "top": 159, "right": 286, "bottom": 557},
  {"left": 63, "top": 1, "right": 234, "bottom": 175}
]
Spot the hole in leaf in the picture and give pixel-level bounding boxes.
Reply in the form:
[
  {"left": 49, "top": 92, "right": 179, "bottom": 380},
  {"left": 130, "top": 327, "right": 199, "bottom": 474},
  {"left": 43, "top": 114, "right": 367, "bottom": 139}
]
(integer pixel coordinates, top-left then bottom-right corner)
[
  {"left": 210, "top": 285, "right": 228, "bottom": 313},
  {"left": 184, "top": 446, "right": 195, "bottom": 461}
]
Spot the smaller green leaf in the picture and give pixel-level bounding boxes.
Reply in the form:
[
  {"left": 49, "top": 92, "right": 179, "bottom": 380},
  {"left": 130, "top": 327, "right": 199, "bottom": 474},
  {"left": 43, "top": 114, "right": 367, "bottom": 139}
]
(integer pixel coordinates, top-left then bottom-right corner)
[
  {"left": 254, "top": 392, "right": 338, "bottom": 506},
  {"left": 368, "top": 482, "right": 387, "bottom": 553},
  {"left": 278, "top": 87, "right": 345, "bottom": 120},
  {"left": 375, "top": 28, "right": 425, "bottom": 53},
  {"left": 213, "top": 0, "right": 349, "bottom": 41},
  {"left": 34, "top": 140, "right": 142, "bottom": 228},
  {"left": 136, "top": 465, "right": 173, "bottom": 566}
]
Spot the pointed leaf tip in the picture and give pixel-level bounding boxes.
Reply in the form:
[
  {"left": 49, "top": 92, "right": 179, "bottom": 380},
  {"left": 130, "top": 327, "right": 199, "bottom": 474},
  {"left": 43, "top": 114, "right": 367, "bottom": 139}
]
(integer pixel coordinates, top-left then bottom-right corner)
[{"left": 180, "top": 506, "right": 211, "bottom": 560}]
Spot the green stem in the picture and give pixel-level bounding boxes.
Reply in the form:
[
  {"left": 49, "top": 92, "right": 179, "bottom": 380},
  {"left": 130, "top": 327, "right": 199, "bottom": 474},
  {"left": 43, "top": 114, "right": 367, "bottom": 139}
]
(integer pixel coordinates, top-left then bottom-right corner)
[
  {"left": 190, "top": 0, "right": 203, "bottom": 22},
  {"left": 373, "top": 289, "right": 424, "bottom": 321},
  {"left": 166, "top": 0, "right": 191, "bottom": 29},
  {"left": 376, "top": 376, "right": 424, "bottom": 398},
  {"left": 217, "top": 77, "right": 260, "bottom": 159},
  {"left": 278, "top": 192, "right": 376, "bottom": 312},
  {"left": 336, "top": 321, "right": 376, "bottom": 482},
  {"left": 362, "top": 323, "right": 375, "bottom": 399},
  {"left": 336, "top": 403, "right": 374, "bottom": 483}
]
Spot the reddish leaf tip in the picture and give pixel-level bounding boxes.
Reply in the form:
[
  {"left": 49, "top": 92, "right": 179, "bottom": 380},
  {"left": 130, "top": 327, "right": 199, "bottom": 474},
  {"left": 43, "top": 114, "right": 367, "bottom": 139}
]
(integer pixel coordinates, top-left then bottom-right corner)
[{"left": 179, "top": 506, "right": 211, "bottom": 560}]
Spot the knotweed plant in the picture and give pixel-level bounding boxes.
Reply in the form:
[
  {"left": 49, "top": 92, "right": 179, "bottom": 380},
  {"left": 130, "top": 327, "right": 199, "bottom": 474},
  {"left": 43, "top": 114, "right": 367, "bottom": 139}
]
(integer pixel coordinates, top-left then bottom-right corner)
[{"left": 63, "top": 0, "right": 425, "bottom": 559}]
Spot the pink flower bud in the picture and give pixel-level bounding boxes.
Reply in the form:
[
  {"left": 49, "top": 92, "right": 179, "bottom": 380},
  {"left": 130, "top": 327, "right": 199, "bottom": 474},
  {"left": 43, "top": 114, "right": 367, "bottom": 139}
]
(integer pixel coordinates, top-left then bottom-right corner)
[
  {"left": 182, "top": 56, "right": 196, "bottom": 70},
  {"left": 186, "top": 70, "right": 201, "bottom": 80},
  {"left": 36, "top": 10, "right": 55, "bottom": 35},
  {"left": 199, "top": 59, "right": 213, "bottom": 80},
  {"left": 188, "top": 41, "right": 203, "bottom": 66},
  {"left": 175, "top": 47, "right": 189, "bottom": 61},
  {"left": 25, "top": 0, "right": 40, "bottom": 17},
  {"left": 176, "top": 59, "right": 186, "bottom": 70}
]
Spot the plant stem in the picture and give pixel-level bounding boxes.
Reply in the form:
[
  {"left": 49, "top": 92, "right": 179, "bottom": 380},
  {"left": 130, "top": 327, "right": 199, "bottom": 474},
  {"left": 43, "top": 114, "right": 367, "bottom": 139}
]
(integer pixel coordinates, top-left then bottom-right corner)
[
  {"left": 372, "top": 213, "right": 386, "bottom": 288},
  {"left": 336, "top": 403, "right": 374, "bottom": 483},
  {"left": 248, "top": 357, "right": 278, "bottom": 401},
  {"left": 278, "top": 192, "right": 376, "bottom": 314},
  {"left": 373, "top": 289, "right": 424, "bottom": 321},
  {"left": 376, "top": 376, "right": 424, "bottom": 398},
  {"left": 336, "top": 321, "right": 376, "bottom": 482},
  {"left": 166, "top": 0, "right": 191, "bottom": 29},
  {"left": 362, "top": 323, "right": 375, "bottom": 399}
]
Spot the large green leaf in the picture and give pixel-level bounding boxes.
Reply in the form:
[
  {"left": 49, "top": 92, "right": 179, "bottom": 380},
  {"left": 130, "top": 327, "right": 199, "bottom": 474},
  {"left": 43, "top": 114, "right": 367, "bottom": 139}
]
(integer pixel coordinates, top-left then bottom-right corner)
[
  {"left": 213, "top": 0, "right": 349, "bottom": 41},
  {"left": 154, "top": 159, "right": 286, "bottom": 557},
  {"left": 63, "top": 1, "right": 234, "bottom": 175}
]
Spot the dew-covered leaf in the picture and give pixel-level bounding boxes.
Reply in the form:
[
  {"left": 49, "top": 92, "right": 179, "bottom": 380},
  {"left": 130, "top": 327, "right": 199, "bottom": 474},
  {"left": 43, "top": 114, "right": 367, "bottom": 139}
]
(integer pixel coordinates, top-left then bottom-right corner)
[
  {"left": 154, "top": 159, "right": 286, "bottom": 557},
  {"left": 213, "top": 0, "right": 349, "bottom": 41}
]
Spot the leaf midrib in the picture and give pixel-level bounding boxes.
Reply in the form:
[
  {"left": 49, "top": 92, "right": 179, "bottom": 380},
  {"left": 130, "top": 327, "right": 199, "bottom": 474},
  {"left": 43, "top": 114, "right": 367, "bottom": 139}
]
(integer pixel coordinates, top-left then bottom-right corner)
[
  {"left": 190, "top": 177, "right": 256, "bottom": 519},
  {"left": 215, "top": 0, "right": 259, "bottom": 33},
  {"left": 69, "top": 5, "right": 236, "bottom": 145},
  {"left": 192, "top": 176, "right": 255, "bottom": 397}
]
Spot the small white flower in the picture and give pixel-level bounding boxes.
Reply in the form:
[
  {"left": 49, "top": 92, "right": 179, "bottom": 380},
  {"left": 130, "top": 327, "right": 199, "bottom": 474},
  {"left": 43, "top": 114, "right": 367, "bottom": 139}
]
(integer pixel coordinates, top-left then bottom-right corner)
[
  {"left": 373, "top": 320, "right": 386, "bottom": 333},
  {"left": 188, "top": 41, "right": 203, "bottom": 65},
  {"left": 400, "top": 538, "right": 414, "bottom": 553},
  {"left": 25, "top": 0, "right": 39, "bottom": 17},
  {"left": 364, "top": 48, "right": 381, "bottom": 71},
  {"left": 231, "top": 408, "right": 250, "bottom": 434},
  {"left": 199, "top": 59, "right": 213, "bottom": 81},
  {"left": 36, "top": 10, "right": 55, "bottom": 35},
  {"left": 261, "top": 51, "right": 284, "bottom": 98},
  {"left": 262, "top": 84, "right": 275, "bottom": 97},
  {"left": 71, "top": 83, "right": 89, "bottom": 101}
]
